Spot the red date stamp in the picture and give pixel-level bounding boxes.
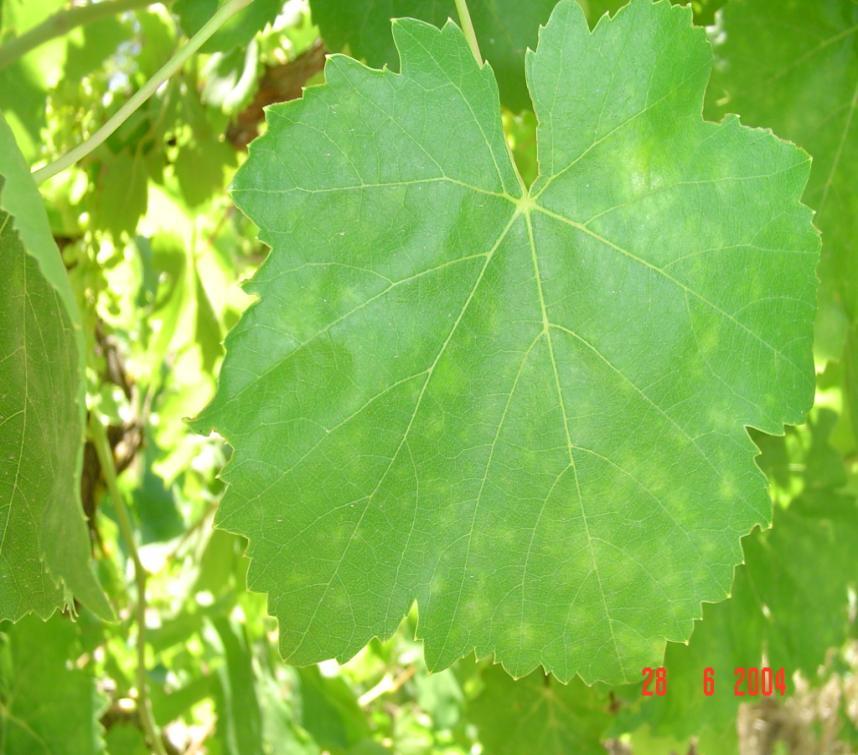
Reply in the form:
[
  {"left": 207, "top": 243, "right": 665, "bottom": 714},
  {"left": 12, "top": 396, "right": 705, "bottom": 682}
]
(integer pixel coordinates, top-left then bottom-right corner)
[{"left": 642, "top": 666, "right": 787, "bottom": 697}]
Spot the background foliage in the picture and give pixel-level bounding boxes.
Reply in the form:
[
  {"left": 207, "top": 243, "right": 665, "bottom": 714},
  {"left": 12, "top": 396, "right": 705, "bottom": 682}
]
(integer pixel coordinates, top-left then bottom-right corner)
[{"left": 0, "top": 0, "right": 856, "bottom": 753}]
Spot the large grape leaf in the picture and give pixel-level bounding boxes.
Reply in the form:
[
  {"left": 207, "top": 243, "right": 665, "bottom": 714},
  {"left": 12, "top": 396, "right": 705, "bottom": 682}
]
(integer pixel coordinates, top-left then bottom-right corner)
[
  {"left": 308, "top": 0, "right": 558, "bottom": 111},
  {"left": 0, "top": 117, "right": 112, "bottom": 621},
  {"left": 0, "top": 614, "right": 106, "bottom": 754},
  {"left": 705, "top": 0, "right": 858, "bottom": 337},
  {"left": 199, "top": 0, "right": 818, "bottom": 683}
]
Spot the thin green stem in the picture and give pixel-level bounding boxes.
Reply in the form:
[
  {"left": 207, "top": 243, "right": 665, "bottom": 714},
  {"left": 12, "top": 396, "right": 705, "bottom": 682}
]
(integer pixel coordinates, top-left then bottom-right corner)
[
  {"left": 0, "top": 0, "right": 166, "bottom": 72},
  {"left": 31, "top": 0, "right": 252, "bottom": 185},
  {"left": 454, "top": 0, "right": 482, "bottom": 63},
  {"left": 90, "top": 415, "right": 167, "bottom": 755}
]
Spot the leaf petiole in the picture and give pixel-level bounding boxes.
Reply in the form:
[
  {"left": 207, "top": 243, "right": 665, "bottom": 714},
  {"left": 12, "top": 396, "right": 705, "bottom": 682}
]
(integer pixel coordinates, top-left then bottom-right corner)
[{"left": 454, "top": 0, "right": 483, "bottom": 63}]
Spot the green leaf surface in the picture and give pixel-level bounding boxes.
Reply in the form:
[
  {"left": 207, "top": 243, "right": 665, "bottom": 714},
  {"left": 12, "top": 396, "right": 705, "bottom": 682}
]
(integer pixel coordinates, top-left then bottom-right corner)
[
  {"left": 132, "top": 441, "right": 185, "bottom": 545},
  {"left": 469, "top": 666, "right": 611, "bottom": 754},
  {"left": 0, "top": 117, "right": 112, "bottom": 621},
  {"left": 200, "top": 0, "right": 817, "bottom": 683},
  {"left": 309, "top": 0, "right": 558, "bottom": 111},
  {"left": 0, "top": 0, "right": 68, "bottom": 160},
  {"left": 0, "top": 615, "right": 105, "bottom": 755}
]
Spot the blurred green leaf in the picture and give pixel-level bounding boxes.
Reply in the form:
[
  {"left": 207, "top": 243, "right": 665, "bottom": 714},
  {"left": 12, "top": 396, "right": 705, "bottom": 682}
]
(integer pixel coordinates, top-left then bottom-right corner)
[
  {"left": 64, "top": 15, "right": 132, "bottom": 83},
  {"left": 89, "top": 148, "right": 149, "bottom": 238},
  {"left": 175, "top": 0, "right": 282, "bottom": 54},
  {"left": 298, "top": 667, "right": 372, "bottom": 752},
  {"left": 132, "top": 441, "right": 185, "bottom": 544},
  {"left": 212, "top": 616, "right": 264, "bottom": 755},
  {"left": 202, "top": 42, "right": 260, "bottom": 115},
  {"left": 469, "top": 666, "right": 612, "bottom": 754},
  {"left": 105, "top": 723, "right": 149, "bottom": 755},
  {"left": 151, "top": 674, "right": 214, "bottom": 726}
]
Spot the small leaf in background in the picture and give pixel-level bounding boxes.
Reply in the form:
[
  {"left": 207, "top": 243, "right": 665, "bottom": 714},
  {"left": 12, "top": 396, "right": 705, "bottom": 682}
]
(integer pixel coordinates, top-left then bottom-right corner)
[
  {"left": 309, "top": 0, "right": 558, "bottom": 111},
  {"left": 135, "top": 9, "right": 176, "bottom": 78},
  {"left": 63, "top": 15, "right": 133, "bottom": 83},
  {"left": 89, "top": 148, "right": 149, "bottom": 239},
  {"left": 175, "top": 138, "right": 236, "bottom": 208},
  {"left": 132, "top": 440, "right": 185, "bottom": 545},
  {"left": 0, "top": 0, "right": 69, "bottom": 159},
  {"left": 706, "top": 0, "right": 858, "bottom": 341},
  {"left": 175, "top": 0, "right": 283, "bottom": 54},
  {"left": 297, "top": 666, "right": 373, "bottom": 751},
  {"left": 105, "top": 723, "right": 150, "bottom": 755},
  {"left": 469, "top": 666, "right": 612, "bottom": 754},
  {"left": 202, "top": 42, "right": 261, "bottom": 115},
  {"left": 212, "top": 616, "right": 265, "bottom": 755}
]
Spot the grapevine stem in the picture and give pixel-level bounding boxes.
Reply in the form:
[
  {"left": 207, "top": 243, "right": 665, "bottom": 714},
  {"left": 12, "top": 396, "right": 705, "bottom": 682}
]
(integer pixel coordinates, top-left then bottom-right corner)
[
  {"left": 31, "top": 0, "right": 252, "bottom": 185},
  {"left": 0, "top": 0, "right": 169, "bottom": 72},
  {"left": 454, "top": 0, "right": 482, "bottom": 63},
  {"left": 90, "top": 415, "right": 167, "bottom": 755}
]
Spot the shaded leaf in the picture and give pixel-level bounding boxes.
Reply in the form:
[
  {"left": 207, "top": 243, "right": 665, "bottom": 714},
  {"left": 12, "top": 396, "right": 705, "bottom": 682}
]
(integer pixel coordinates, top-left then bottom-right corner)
[
  {"left": 0, "top": 117, "right": 112, "bottom": 621},
  {"left": 469, "top": 666, "right": 611, "bottom": 754},
  {"left": 297, "top": 666, "right": 372, "bottom": 752},
  {"left": 706, "top": 0, "right": 858, "bottom": 322},
  {"left": 212, "top": 616, "right": 264, "bottom": 755}
]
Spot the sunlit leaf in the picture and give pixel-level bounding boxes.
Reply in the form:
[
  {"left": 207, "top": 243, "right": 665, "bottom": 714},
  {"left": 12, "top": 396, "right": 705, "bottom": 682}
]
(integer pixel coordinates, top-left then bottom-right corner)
[
  {"left": 89, "top": 148, "right": 148, "bottom": 239},
  {"left": 199, "top": 0, "right": 817, "bottom": 683}
]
